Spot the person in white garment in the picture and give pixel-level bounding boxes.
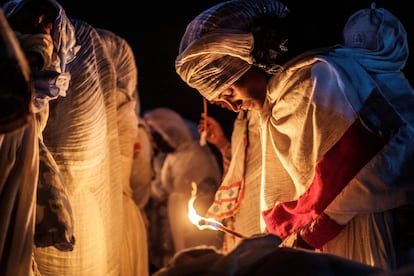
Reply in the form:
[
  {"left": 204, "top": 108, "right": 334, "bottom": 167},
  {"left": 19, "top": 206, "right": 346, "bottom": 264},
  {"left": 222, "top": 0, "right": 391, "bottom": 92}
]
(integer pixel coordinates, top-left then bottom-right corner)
[
  {"left": 0, "top": 9, "right": 40, "bottom": 275},
  {"left": 4, "top": 0, "right": 148, "bottom": 275},
  {"left": 97, "top": 28, "right": 149, "bottom": 276},
  {"left": 176, "top": 0, "right": 414, "bottom": 271},
  {"left": 198, "top": 110, "right": 262, "bottom": 253}
]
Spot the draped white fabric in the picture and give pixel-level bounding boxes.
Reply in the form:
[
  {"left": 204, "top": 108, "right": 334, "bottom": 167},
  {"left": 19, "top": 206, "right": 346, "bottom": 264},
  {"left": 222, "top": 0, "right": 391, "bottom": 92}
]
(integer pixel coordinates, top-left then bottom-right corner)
[
  {"left": 221, "top": 111, "right": 263, "bottom": 252},
  {"left": 261, "top": 5, "right": 414, "bottom": 267},
  {"left": 34, "top": 20, "right": 122, "bottom": 274},
  {"left": 0, "top": 116, "right": 39, "bottom": 276},
  {"left": 98, "top": 28, "right": 148, "bottom": 276},
  {"left": 2, "top": 0, "right": 144, "bottom": 274},
  {"left": 0, "top": 9, "right": 39, "bottom": 275}
]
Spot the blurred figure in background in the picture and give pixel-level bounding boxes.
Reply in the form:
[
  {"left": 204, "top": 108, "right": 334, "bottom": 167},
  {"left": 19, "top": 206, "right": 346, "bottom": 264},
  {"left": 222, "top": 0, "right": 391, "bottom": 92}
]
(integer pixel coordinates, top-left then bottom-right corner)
[
  {"left": 130, "top": 118, "right": 154, "bottom": 213},
  {"left": 1, "top": 5, "right": 75, "bottom": 275},
  {"left": 143, "top": 107, "right": 223, "bottom": 270}
]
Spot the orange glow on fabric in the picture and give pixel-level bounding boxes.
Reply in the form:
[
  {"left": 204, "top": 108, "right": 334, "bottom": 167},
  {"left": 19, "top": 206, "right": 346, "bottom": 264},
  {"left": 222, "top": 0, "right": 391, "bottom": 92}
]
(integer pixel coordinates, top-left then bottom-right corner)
[{"left": 188, "top": 182, "right": 246, "bottom": 238}]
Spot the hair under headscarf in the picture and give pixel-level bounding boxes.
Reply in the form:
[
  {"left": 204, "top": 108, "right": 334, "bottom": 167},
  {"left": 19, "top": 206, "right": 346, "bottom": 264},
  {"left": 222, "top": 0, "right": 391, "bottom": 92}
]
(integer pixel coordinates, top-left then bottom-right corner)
[{"left": 175, "top": 0, "right": 289, "bottom": 101}]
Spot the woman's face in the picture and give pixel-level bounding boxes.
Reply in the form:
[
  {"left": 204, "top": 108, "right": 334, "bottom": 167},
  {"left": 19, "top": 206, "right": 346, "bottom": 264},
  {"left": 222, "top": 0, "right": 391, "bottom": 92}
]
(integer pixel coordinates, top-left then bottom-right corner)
[{"left": 210, "top": 67, "right": 267, "bottom": 112}]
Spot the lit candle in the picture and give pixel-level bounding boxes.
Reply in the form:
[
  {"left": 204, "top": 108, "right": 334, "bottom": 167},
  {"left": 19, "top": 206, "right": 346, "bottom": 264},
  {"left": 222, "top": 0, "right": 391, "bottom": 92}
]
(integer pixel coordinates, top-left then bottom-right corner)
[{"left": 188, "top": 182, "right": 246, "bottom": 239}]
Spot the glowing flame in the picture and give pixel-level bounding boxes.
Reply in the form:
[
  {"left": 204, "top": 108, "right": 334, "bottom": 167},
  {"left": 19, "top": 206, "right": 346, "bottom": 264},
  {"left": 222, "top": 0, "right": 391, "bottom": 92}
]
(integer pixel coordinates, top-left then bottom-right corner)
[
  {"left": 188, "top": 182, "right": 246, "bottom": 239},
  {"left": 188, "top": 182, "right": 223, "bottom": 231}
]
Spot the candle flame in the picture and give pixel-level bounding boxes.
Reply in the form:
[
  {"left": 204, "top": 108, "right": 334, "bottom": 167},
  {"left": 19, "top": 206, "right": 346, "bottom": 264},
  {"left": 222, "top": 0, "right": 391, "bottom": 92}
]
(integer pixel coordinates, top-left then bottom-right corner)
[{"left": 188, "top": 182, "right": 223, "bottom": 231}]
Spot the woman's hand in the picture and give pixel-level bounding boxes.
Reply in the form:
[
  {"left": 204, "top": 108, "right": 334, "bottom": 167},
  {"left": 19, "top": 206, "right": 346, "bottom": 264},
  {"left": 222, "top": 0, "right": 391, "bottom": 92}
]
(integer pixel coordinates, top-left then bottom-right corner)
[{"left": 198, "top": 114, "right": 230, "bottom": 153}]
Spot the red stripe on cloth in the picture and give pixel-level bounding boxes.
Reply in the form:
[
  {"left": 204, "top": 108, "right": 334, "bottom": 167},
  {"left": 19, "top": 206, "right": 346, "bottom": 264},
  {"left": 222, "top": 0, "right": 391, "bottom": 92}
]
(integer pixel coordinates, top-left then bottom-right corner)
[
  {"left": 263, "top": 119, "right": 383, "bottom": 238},
  {"left": 217, "top": 181, "right": 243, "bottom": 191}
]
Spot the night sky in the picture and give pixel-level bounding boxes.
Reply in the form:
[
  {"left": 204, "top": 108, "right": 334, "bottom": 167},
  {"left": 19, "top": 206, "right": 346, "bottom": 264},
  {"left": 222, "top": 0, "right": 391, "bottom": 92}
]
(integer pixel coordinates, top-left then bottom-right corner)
[{"left": 2, "top": 0, "right": 413, "bottom": 136}]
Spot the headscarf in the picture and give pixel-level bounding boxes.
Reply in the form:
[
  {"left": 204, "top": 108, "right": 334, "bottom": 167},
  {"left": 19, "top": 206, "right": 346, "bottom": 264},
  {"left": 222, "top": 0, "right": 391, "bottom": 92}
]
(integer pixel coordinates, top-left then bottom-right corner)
[
  {"left": 3, "top": 0, "right": 79, "bottom": 72},
  {"left": 143, "top": 108, "right": 194, "bottom": 150},
  {"left": 175, "top": 0, "right": 289, "bottom": 101},
  {"left": 3, "top": 0, "right": 80, "bottom": 104},
  {"left": 324, "top": 3, "right": 410, "bottom": 116},
  {"left": 339, "top": 2, "right": 408, "bottom": 72}
]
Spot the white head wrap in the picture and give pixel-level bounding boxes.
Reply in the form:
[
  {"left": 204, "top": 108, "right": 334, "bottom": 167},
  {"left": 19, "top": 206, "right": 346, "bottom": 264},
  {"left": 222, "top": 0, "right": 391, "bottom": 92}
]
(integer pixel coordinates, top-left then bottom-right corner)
[
  {"left": 3, "top": 0, "right": 80, "bottom": 104},
  {"left": 175, "top": 0, "right": 289, "bottom": 101},
  {"left": 340, "top": 2, "right": 409, "bottom": 72},
  {"left": 143, "top": 108, "right": 194, "bottom": 150}
]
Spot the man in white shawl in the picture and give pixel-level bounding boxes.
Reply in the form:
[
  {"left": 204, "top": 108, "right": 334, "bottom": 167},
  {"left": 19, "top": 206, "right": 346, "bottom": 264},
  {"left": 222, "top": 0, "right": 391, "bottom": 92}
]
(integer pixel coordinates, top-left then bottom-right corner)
[
  {"left": 176, "top": 0, "right": 414, "bottom": 271},
  {"left": 4, "top": 0, "right": 148, "bottom": 275}
]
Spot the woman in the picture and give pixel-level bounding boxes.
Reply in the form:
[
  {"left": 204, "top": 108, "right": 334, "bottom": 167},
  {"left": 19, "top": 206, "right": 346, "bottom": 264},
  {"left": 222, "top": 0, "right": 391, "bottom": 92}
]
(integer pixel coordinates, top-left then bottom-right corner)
[
  {"left": 0, "top": 9, "right": 39, "bottom": 275},
  {"left": 175, "top": 0, "right": 414, "bottom": 270},
  {"left": 4, "top": 0, "right": 146, "bottom": 274}
]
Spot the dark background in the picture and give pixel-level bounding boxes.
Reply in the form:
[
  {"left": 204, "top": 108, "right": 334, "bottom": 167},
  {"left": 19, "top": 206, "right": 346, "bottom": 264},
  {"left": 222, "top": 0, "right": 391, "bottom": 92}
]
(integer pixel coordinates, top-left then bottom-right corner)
[{"left": 2, "top": 0, "right": 413, "bottom": 135}]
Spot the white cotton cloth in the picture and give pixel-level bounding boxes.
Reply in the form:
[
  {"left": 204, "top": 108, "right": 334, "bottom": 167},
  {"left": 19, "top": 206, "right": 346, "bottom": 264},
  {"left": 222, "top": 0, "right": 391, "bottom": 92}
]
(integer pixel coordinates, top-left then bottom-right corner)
[
  {"left": 261, "top": 5, "right": 414, "bottom": 269},
  {"left": 0, "top": 116, "right": 39, "bottom": 276},
  {"left": 0, "top": 9, "right": 38, "bottom": 276},
  {"left": 206, "top": 111, "right": 263, "bottom": 253},
  {"left": 3, "top": 0, "right": 144, "bottom": 275}
]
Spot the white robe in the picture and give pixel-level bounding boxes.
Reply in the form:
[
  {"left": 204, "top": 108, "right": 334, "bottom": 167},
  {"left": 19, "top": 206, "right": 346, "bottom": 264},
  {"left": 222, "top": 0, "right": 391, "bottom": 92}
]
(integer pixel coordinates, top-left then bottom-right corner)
[
  {"left": 2, "top": 1, "right": 143, "bottom": 274},
  {"left": 0, "top": 9, "right": 39, "bottom": 275},
  {"left": 262, "top": 48, "right": 414, "bottom": 270}
]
